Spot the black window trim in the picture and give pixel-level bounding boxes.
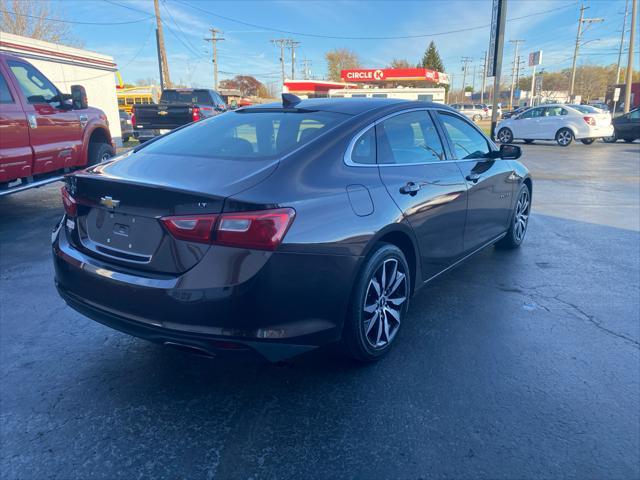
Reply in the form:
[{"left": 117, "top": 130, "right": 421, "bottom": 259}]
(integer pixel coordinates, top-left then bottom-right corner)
[{"left": 0, "top": 70, "right": 15, "bottom": 104}]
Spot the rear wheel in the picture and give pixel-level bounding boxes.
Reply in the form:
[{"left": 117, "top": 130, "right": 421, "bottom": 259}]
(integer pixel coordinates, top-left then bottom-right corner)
[
  {"left": 472, "top": 114, "right": 482, "bottom": 122},
  {"left": 580, "top": 138, "right": 595, "bottom": 145},
  {"left": 342, "top": 244, "right": 410, "bottom": 362},
  {"left": 496, "top": 184, "right": 531, "bottom": 249},
  {"left": 524, "top": 139, "right": 534, "bottom": 144},
  {"left": 555, "top": 128, "right": 573, "bottom": 146},
  {"left": 497, "top": 127, "right": 513, "bottom": 144},
  {"left": 88, "top": 142, "right": 114, "bottom": 166}
]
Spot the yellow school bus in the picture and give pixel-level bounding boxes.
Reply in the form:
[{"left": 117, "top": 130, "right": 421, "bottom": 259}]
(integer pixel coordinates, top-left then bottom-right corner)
[{"left": 117, "top": 87, "right": 156, "bottom": 114}]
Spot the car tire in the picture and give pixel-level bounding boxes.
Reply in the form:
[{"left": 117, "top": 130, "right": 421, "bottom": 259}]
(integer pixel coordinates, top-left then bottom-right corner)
[
  {"left": 496, "top": 184, "right": 531, "bottom": 250},
  {"left": 524, "top": 139, "right": 534, "bottom": 144},
  {"left": 472, "top": 114, "right": 482, "bottom": 122},
  {"left": 555, "top": 128, "right": 573, "bottom": 146},
  {"left": 122, "top": 135, "right": 130, "bottom": 143},
  {"left": 88, "top": 142, "right": 114, "bottom": 166},
  {"left": 603, "top": 132, "right": 617, "bottom": 143},
  {"left": 580, "top": 138, "right": 596, "bottom": 145},
  {"left": 623, "top": 138, "right": 635, "bottom": 143},
  {"left": 342, "top": 243, "right": 410, "bottom": 362},
  {"left": 497, "top": 127, "right": 514, "bottom": 144}
]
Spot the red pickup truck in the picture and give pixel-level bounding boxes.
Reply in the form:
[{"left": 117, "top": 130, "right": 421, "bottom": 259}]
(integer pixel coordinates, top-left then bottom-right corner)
[{"left": 0, "top": 52, "right": 114, "bottom": 195}]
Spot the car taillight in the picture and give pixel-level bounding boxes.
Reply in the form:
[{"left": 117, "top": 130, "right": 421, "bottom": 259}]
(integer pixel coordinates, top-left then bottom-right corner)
[
  {"left": 131, "top": 112, "right": 136, "bottom": 127},
  {"left": 61, "top": 186, "right": 77, "bottom": 217},
  {"left": 160, "top": 208, "right": 296, "bottom": 251},
  {"left": 161, "top": 215, "right": 218, "bottom": 243},
  {"left": 192, "top": 107, "right": 201, "bottom": 122},
  {"left": 583, "top": 116, "right": 596, "bottom": 126}
]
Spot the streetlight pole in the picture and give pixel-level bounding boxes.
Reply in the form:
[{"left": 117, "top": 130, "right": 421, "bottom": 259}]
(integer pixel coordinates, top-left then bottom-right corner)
[{"left": 623, "top": 0, "right": 637, "bottom": 113}]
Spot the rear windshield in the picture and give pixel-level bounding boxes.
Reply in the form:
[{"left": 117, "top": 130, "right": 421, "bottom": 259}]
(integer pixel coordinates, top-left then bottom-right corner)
[
  {"left": 161, "top": 90, "right": 212, "bottom": 104},
  {"left": 570, "top": 104, "right": 598, "bottom": 114},
  {"left": 141, "top": 110, "right": 348, "bottom": 159}
]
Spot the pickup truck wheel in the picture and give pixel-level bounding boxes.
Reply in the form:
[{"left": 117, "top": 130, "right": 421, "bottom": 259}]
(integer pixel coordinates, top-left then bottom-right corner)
[{"left": 88, "top": 143, "right": 114, "bottom": 166}]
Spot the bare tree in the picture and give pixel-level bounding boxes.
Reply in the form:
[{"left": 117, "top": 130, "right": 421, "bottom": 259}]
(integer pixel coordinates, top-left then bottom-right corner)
[
  {"left": 388, "top": 58, "right": 412, "bottom": 69},
  {"left": 325, "top": 48, "right": 361, "bottom": 82},
  {"left": 0, "top": 0, "right": 82, "bottom": 46}
]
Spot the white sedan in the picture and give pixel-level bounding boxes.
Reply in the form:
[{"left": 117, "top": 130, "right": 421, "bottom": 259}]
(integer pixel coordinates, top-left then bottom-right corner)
[{"left": 495, "top": 104, "right": 614, "bottom": 146}]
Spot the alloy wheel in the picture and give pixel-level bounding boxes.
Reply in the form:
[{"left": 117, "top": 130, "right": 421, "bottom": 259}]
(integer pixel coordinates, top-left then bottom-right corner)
[
  {"left": 557, "top": 130, "right": 572, "bottom": 146},
  {"left": 362, "top": 258, "right": 407, "bottom": 349},
  {"left": 514, "top": 188, "right": 530, "bottom": 243},
  {"left": 498, "top": 129, "right": 512, "bottom": 143}
]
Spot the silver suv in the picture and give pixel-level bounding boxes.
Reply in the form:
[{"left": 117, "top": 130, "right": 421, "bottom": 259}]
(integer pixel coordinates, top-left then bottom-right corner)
[{"left": 450, "top": 103, "right": 489, "bottom": 122}]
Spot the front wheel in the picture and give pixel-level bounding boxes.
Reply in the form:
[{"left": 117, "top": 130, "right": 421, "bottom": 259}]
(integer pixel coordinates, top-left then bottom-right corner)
[
  {"left": 472, "top": 114, "right": 482, "bottom": 122},
  {"left": 88, "top": 142, "right": 114, "bottom": 165},
  {"left": 496, "top": 184, "right": 531, "bottom": 249},
  {"left": 623, "top": 138, "right": 636, "bottom": 143},
  {"left": 497, "top": 127, "right": 513, "bottom": 144},
  {"left": 342, "top": 244, "right": 410, "bottom": 362},
  {"left": 580, "top": 138, "right": 595, "bottom": 145},
  {"left": 602, "top": 133, "right": 617, "bottom": 143},
  {"left": 556, "top": 128, "right": 573, "bottom": 146}
]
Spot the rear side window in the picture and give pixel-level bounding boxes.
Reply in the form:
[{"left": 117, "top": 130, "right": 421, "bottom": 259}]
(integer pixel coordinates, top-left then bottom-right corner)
[
  {"left": 377, "top": 110, "right": 445, "bottom": 164},
  {"left": 545, "top": 106, "right": 567, "bottom": 116},
  {"left": 0, "top": 73, "right": 14, "bottom": 103},
  {"left": 7, "top": 61, "right": 58, "bottom": 104},
  {"left": 438, "top": 112, "right": 490, "bottom": 160},
  {"left": 349, "top": 127, "right": 376, "bottom": 165},
  {"left": 142, "top": 110, "right": 348, "bottom": 159}
]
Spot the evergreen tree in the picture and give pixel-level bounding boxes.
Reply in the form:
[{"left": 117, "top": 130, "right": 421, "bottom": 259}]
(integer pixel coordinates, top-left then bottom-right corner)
[{"left": 420, "top": 41, "right": 445, "bottom": 72}]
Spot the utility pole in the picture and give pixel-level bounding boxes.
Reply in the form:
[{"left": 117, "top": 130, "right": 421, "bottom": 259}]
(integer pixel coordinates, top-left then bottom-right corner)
[
  {"left": 489, "top": 0, "right": 508, "bottom": 140},
  {"left": 570, "top": 4, "right": 604, "bottom": 97},
  {"left": 471, "top": 64, "right": 477, "bottom": 93},
  {"left": 288, "top": 40, "right": 301, "bottom": 80},
  {"left": 480, "top": 51, "right": 487, "bottom": 104},
  {"left": 616, "top": 0, "right": 630, "bottom": 84},
  {"left": 508, "top": 39, "right": 524, "bottom": 109},
  {"left": 271, "top": 39, "right": 289, "bottom": 87},
  {"left": 301, "top": 58, "right": 312, "bottom": 80},
  {"left": 623, "top": 0, "right": 637, "bottom": 113},
  {"left": 460, "top": 57, "right": 472, "bottom": 98},
  {"left": 205, "top": 28, "right": 225, "bottom": 90},
  {"left": 153, "top": 0, "right": 171, "bottom": 88}
]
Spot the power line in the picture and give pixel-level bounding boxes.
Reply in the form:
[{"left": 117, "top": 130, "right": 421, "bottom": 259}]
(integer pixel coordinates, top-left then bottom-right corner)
[
  {"left": 0, "top": 8, "right": 153, "bottom": 25},
  {"left": 173, "top": 0, "right": 579, "bottom": 41}
]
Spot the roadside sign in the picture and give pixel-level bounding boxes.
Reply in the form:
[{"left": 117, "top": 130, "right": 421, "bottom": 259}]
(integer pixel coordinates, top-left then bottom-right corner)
[
  {"left": 528, "top": 51, "right": 542, "bottom": 67},
  {"left": 613, "top": 87, "right": 621, "bottom": 101},
  {"left": 487, "top": 0, "right": 506, "bottom": 77}
]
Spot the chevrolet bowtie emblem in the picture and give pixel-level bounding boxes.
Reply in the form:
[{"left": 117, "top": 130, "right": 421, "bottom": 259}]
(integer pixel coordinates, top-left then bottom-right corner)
[
  {"left": 100, "top": 196, "right": 120, "bottom": 209},
  {"left": 158, "top": 110, "right": 168, "bottom": 116}
]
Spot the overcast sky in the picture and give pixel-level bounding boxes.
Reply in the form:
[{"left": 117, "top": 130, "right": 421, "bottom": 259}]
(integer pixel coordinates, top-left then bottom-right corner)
[{"left": 54, "top": 0, "right": 635, "bottom": 89}]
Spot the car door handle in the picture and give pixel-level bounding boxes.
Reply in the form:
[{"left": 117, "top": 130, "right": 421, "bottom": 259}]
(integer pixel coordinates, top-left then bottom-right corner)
[
  {"left": 399, "top": 182, "right": 421, "bottom": 195},
  {"left": 466, "top": 173, "right": 481, "bottom": 183}
]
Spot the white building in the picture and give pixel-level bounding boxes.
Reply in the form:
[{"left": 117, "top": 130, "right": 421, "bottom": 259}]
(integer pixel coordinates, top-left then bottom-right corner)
[
  {"left": 328, "top": 87, "right": 446, "bottom": 103},
  {"left": 0, "top": 32, "right": 122, "bottom": 144}
]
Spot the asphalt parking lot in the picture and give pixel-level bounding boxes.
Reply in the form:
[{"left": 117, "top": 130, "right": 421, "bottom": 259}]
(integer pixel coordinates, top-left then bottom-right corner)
[{"left": 1, "top": 140, "right": 639, "bottom": 479}]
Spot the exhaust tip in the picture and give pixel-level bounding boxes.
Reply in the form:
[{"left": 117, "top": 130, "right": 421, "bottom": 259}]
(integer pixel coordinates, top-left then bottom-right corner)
[{"left": 163, "top": 341, "right": 216, "bottom": 358}]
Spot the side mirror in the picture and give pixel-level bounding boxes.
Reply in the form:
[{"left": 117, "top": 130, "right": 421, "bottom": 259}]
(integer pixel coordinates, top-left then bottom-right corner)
[
  {"left": 498, "top": 143, "right": 521, "bottom": 160},
  {"left": 71, "top": 85, "right": 88, "bottom": 110}
]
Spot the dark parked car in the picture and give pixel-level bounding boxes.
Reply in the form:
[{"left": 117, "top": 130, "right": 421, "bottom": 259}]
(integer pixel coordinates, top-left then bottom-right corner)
[
  {"left": 501, "top": 106, "right": 530, "bottom": 120},
  {"left": 603, "top": 108, "right": 640, "bottom": 143},
  {"left": 53, "top": 97, "right": 532, "bottom": 362},
  {"left": 119, "top": 110, "right": 133, "bottom": 143}
]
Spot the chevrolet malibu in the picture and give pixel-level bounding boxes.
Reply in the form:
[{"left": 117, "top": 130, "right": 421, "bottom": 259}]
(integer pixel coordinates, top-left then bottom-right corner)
[{"left": 53, "top": 97, "right": 532, "bottom": 362}]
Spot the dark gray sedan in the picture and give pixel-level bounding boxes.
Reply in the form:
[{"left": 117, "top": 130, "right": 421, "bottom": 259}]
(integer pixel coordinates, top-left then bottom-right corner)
[{"left": 53, "top": 97, "right": 531, "bottom": 362}]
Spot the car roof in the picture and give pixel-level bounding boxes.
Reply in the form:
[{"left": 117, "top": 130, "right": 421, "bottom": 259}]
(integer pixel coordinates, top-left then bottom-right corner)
[{"left": 246, "top": 97, "right": 452, "bottom": 116}]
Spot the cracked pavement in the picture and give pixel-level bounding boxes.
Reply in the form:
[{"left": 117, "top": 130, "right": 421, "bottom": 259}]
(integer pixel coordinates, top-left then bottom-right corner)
[{"left": 1, "top": 140, "right": 638, "bottom": 479}]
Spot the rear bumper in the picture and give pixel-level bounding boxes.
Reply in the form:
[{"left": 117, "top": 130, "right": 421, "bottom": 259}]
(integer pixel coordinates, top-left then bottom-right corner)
[
  {"left": 577, "top": 124, "right": 614, "bottom": 139},
  {"left": 53, "top": 223, "right": 361, "bottom": 361},
  {"left": 133, "top": 127, "right": 174, "bottom": 140}
]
